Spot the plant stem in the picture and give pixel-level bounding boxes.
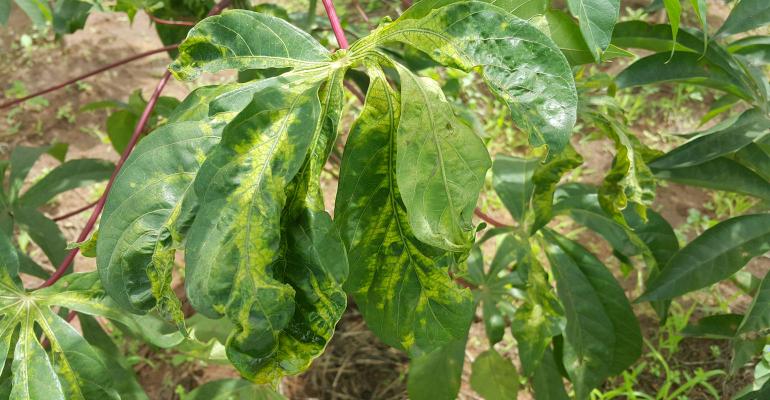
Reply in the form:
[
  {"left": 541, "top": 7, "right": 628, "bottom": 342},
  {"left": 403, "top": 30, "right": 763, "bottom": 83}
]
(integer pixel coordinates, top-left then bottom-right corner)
[
  {"left": 0, "top": 45, "right": 178, "bottom": 110},
  {"left": 304, "top": 0, "right": 318, "bottom": 29},
  {"left": 52, "top": 200, "right": 98, "bottom": 222},
  {"left": 473, "top": 208, "right": 510, "bottom": 228},
  {"left": 39, "top": 71, "right": 173, "bottom": 289},
  {"left": 147, "top": 13, "right": 196, "bottom": 26},
  {"left": 207, "top": 0, "right": 231, "bottom": 16},
  {"left": 321, "top": 0, "right": 348, "bottom": 49}
]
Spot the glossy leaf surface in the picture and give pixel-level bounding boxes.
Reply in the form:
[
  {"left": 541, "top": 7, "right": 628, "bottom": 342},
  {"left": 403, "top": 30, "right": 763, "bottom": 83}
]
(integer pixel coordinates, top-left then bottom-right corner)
[
  {"left": 641, "top": 214, "right": 770, "bottom": 301},
  {"left": 335, "top": 70, "right": 473, "bottom": 355},
  {"left": 359, "top": 1, "right": 577, "bottom": 154}
]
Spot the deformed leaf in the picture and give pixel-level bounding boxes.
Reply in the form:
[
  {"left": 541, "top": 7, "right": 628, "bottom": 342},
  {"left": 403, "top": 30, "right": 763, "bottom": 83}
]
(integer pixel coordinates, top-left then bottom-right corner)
[
  {"left": 335, "top": 69, "right": 473, "bottom": 355},
  {"left": 395, "top": 64, "right": 491, "bottom": 252},
  {"left": 358, "top": 1, "right": 577, "bottom": 154},
  {"left": 184, "top": 70, "right": 346, "bottom": 382},
  {"left": 169, "top": 10, "right": 331, "bottom": 80}
]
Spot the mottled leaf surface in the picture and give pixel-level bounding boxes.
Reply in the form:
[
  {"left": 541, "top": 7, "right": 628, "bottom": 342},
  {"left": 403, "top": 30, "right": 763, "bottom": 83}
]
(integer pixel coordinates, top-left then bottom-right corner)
[
  {"left": 357, "top": 1, "right": 577, "bottom": 153},
  {"left": 395, "top": 64, "right": 490, "bottom": 251},
  {"left": 335, "top": 70, "right": 473, "bottom": 355},
  {"left": 170, "top": 10, "right": 331, "bottom": 80}
]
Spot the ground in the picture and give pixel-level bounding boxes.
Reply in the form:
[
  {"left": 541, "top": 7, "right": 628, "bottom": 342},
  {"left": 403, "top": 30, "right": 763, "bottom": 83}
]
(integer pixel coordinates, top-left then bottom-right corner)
[{"left": 0, "top": 0, "right": 768, "bottom": 399}]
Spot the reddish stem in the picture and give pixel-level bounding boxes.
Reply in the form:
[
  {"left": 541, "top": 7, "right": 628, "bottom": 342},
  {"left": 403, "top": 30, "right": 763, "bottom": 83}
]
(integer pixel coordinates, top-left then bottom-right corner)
[
  {"left": 474, "top": 208, "right": 510, "bottom": 228},
  {"left": 52, "top": 200, "right": 98, "bottom": 222},
  {"left": 39, "top": 71, "right": 173, "bottom": 289},
  {"left": 207, "top": 0, "right": 231, "bottom": 16},
  {"left": 321, "top": 0, "right": 348, "bottom": 49},
  {"left": 0, "top": 45, "right": 178, "bottom": 110},
  {"left": 147, "top": 13, "right": 196, "bottom": 26}
]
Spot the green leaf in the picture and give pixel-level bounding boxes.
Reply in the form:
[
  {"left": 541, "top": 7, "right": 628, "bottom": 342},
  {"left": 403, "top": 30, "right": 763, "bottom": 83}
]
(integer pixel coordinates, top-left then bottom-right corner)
[
  {"left": 12, "top": 0, "right": 51, "bottom": 26},
  {"left": 470, "top": 350, "right": 520, "bottom": 400},
  {"left": 662, "top": 0, "right": 681, "bottom": 57},
  {"left": 335, "top": 68, "right": 473, "bottom": 355},
  {"left": 20, "top": 159, "right": 114, "bottom": 208},
  {"left": 567, "top": 0, "right": 620, "bottom": 60},
  {"left": 52, "top": 0, "right": 92, "bottom": 34},
  {"left": 0, "top": 0, "right": 9, "bottom": 24},
  {"left": 717, "top": 0, "right": 770, "bottom": 37},
  {"left": 552, "top": 184, "right": 644, "bottom": 259},
  {"left": 544, "top": 230, "right": 636, "bottom": 398},
  {"left": 532, "top": 348, "right": 569, "bottom": 400},
  {"left": 78, "top": 314, "right": 149, "bottom": 400},
  {"left": 13, "top": 207, "right": 68, "bottom": 266},
  {"left": 509, "top": 256, "right": 563, "bottom": 376},
  {"left": 494, "top": 0, "right": 548, "bottom": 19},
  {"left": 0, "top": 272, "right": 124, "bottom": 399},
  {"left": 640, "top": 214, "right": 770, "bottom": 301},
  {"left": 652, "top": 157, "right": 770, "bottom": 200},
  {"left": 734, "top": 142, "right": 770, "bottom": 181},
  {"left": 649, "top": 108, "right": 770, "bottom": 169},
  {"left": 492, "top": 155, "right": 539, "bottom": 223},
  {"left": 97, "top": 120, "right": 224, "bottom": 324},
  {"left": 407, "top": 338, "right": 466, "bottom": 400},
  {"left": 729, "top": 36, "right": 770, "bottom": 66},
  {"left": 105, "top": 109, "right": 138, "bottom": 154},
  {"left": 184, "top": 70, "right": 344, "bottom": 382},
  {"left": 182, "top": 379, "right": 285, "bottom": 400},
  {"left": 357, "top": 1, "right": 577, "bottom": 154},
  {"left": 616, "top": 51, "right": 755, "bottom": 101},
  {"left": 169, "top": 9, "right": 331, "bottom": 80},
  {"left": 8, "top": 146, "right": 50, "bottom": 202},
  {"left": 530, "top": 145, "right": 583, "bottom": 233},
  {"left": 394, "top": 64, "right": 491, "bottom": 251},
  {"left": 0, "top": 229, "right": 19, "bottom": 280},
  {"left": 738, "top": 272, "right": 770, "bottom": 336},
  {"left": 689, "top": 0, "right": 708, "bottom": 53},
  {"left": 682, "top": 314, "right": 743, "bottom": 339},
  {"left": 542, "top": 10, "right": 630, "bottom": 65}
]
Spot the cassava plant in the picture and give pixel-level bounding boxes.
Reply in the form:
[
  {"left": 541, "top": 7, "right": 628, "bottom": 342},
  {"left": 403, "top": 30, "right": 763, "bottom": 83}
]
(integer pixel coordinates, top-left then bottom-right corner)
[{"left": 1, "top": 0, "right": 770, "bottom": 398}]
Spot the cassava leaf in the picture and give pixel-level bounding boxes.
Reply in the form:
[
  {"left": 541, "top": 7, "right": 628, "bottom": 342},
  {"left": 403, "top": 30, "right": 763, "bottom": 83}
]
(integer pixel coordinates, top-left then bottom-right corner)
[
  {"left": 652, "top": 157, "right": 770, "bottom": 200},
  {"left": 566, "top": 0, "right": 621, "bottom": 60},
  {"left": 20, "top": 159, "right": 114, "bottom": 208},
  {"left": 616, "top": 51, "right": 755, "bottom": 101},
  {"left": 649, "top": 108, "right": 770, "bottom": 169},
  {"left": 0, "top": 271, "right": 127, "bottom": 399},
  {"left": 640, "top": 214, "right": 770, "bottom": 301},
  {"left": 184, "top": 70, "right": 345, "bottom": 382},
  {"left": 544, "top": 230, "right": 641, "bottom": 398},
  {"left": 530, "top": 145, "right": 584, "bottom": 233},
  {"left": 97, "top": 119, "right": 226, "bottom": 324},
  {"left": 470, "top": 350, "right": 520, "bottom": 400},
  {"left": 407, "top": 337, "right": 466, "bottom": 400},
  {"left": 738, "top": 272, "right": 770, "bottom": 336},
  {"left": 492, "top": 155, "right": 539, "bottom": 223},
  {"left": 335, "top": 68, "right": 473, "bottom": 355},
  {"left": 394, "top": 63, "right": 491, "bottom": 252},
  {"left": 169, "top": 9, "right": 331, "bottom": 80},
  {"left": 356, "top": 1, "right": 577, "bottom": 154},
  {"left": 717, "top": 0, "right": 770, "bottom": 37},
  {"left": 12, "top": 0, "right": 51, "bottom": 26},
  {"left": 595, "top": 117, "right": 655, "bottom": 220}
]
